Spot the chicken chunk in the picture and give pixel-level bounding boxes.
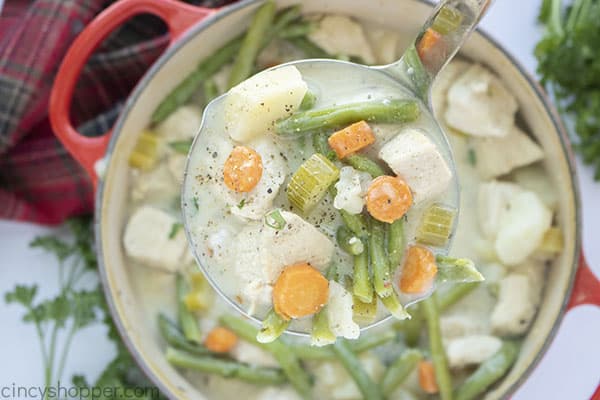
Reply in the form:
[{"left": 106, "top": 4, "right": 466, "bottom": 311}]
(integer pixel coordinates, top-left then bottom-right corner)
[
  {"left": 379, "top": 128, "right": 452, "bottom": 204},
  {"left": 327, "top": 281, "right": 360, "bottom": 340},
  {"left": 123, "top": 206, "right": 188, "bottom": 272},
  {"left": 233, "top": 211, "right": 334, "bottom": 313},
  {"left": 472, "top": 126, "right": 544, "bottom": 179},
  {"left": 446, "top": 335, "right": 503, "bottom": 368},
  {"left": 477, "top": 180, "right": 523, "bottom": 240},
  {"left": 224, "top": 66, "right": 307, "bottom": 142},
  {"left": 364, "top": 25, "right": 400, "bottom": 64},
  {"left": 491, "top": 274, "right": 538, "bottom": 336},
  {"left": 231, "top": 340, "right": 278, "bottom": 368},
  {"left": 155, "top": 105, "right": 202, "bottom": 140},
  {"left": 445, "top": 64, "right": 518, "bottom": 138},
  {"left": 167, "top": 153, "right": 187, "bottom": 183},
  {"left": 431, "top": 60, "right": 471, "bottom": 116},
  {"left": 334, "top": 166, "right": 372, "bottom": 215},
  {"left": 495, "top": 191, "right": 552, "bottom": 266},
  {"left": 309, "top": 15, "right": 376, "bottom": 64},
  {"left": 130, "top": 163, "right": 179, "bottom": 204},
  {"left": 511, "top": 164, "right": 558, "bottom": 210},
  {"left": 440, "top": 315, "right": 487, "bottom": 339}
]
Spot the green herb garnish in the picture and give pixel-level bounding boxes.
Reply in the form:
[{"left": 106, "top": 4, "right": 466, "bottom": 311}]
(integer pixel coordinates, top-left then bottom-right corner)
[
  {"left": 265, "top": 209, "right": 286, "bottom": 230},
  {"left": 237, "top": 199, "right": 246, "bottom": 209},
  {"left": 169, "top": 222, "right": 183, "bottom": 239},
  {"left": 536, "top": 0, "right": 600, "bottom": 179},
  {"left": 169, "top": 139, "right": 193, "bottom": 155}
]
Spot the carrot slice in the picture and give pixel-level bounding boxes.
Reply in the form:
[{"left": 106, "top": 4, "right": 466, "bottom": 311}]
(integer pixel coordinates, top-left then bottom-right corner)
[
  {"left": 223, "top": 146, "right": 263, "bottom": 192},
  {"left": 365, "top": 175, "right": 413, "bottom": 223},
  {"left": 418, "top": 360, "right": 439, "bottom": 394},
  {"left": 399, "top": 245, "right": 438, "bottom": 294},
  {"left": 204, "top": 326, "right": 238, "bottom": 353},
  {"left": 327, "top": 120, "right": 376, "bottom": 159},
  {"left": 417, "top": 28, "right": 443, "bottom": 61},
  {"left": 272, "top": 263, "right": 329, "bottom": 320}
]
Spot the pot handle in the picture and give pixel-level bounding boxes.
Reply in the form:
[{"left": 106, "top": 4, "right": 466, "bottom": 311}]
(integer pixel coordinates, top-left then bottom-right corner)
[
  {"left": 49, "top": 0, "right": 214, "bottom": 186},
  {"left": 567, "top": 253, "right": 600, "bottom": 310},
  {"left": 566, "top": 252, "right": 600, "bottom": 400}
]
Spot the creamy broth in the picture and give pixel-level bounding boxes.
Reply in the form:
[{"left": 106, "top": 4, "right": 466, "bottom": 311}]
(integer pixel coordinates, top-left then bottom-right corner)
[{"left": 121, "top": 11, "right": 559, "bottom": 400}]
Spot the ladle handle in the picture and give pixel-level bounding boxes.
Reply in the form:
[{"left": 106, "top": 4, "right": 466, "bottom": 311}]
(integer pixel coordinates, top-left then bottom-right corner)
[{"left": 382, "top": 0, "right": 493, "bottom": 101}]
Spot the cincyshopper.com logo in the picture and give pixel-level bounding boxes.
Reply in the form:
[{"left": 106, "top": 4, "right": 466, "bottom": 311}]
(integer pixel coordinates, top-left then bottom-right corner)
[{"left": 1, "top": 382, "right": 161, "bottom": 399}]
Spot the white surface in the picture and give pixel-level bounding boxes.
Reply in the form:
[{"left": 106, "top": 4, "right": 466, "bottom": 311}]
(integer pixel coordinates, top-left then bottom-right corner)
[{"left": 0, "top": 0, "right": 599, "bottom": 398}]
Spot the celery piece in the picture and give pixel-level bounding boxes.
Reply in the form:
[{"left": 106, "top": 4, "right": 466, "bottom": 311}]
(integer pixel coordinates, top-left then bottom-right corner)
[
  {"left": 432, "top": 5, "right": 464, "bottom": 35},
  {"left": 257, "top": 309, "right": 290, "bottom": 344},
  {"left": 435, "top": 255, "right": 485, "bottom": 284},
  {"left": 287, "top": 153, "right": 340, "bottom": 213},
  {"left": 128, "top": 130, "right": 159, "bottom": 170},
  {"left": 537, "top": 227, "right": 563, "bottom": 254},
  {"left": 416, "top": 204, "right": 456, "bottom": 247}
]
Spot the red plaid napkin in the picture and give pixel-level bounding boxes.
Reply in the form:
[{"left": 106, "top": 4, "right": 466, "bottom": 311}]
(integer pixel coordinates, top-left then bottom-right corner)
[{"left": 0, "top": 0, "right": 232, "bottom": 225}]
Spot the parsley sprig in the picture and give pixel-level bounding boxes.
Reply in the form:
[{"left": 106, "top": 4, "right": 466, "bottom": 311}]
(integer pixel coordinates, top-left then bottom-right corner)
[
  {"left": 5, "top": 217, "right": 163, "bottom": 399},
  {"left": 536, "top": 0, "right": 600, "bottom": 179}
]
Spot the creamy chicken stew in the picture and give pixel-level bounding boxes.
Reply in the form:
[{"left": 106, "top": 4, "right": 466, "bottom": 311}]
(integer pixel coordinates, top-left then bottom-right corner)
[{"left": 122, "top": 5, "right": 562, "bottom": 400}]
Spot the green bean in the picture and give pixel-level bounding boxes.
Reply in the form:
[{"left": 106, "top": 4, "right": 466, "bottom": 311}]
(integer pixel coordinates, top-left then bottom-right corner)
[
  {"left": 350, "top": 330, "right": 396, "bottom": 352},
  {"left": 227, "top": 1, "right": 276, "bottom": 88},
  {"left": 165, "top": 347, "right": 286, "bottom": 385},
  {"left": 300, "top": 90, "right": 317, "bottom": 110},
  {"left": 257, "top": 309, "right": 290, "bottom": 343},
  {"left": 382, "top": 349, "right": 423, "bottom": 396},
  {"left": 312, "top": 132, "right": 336, "bottom": 161},
  {"left": 176, "top": 274, "right": 201, "bottom": 344},
  {"left": 388, "top": 218, "right": 406, "bottom": 268},
  {"left": 275, "top": 99, "right": 421, "bottom": 136},
  {"left": 352, "top": 240, "right": 373, "bottom": 303},
  {"left": 454, "top": 341, "right": 520, "bottom": 400},
  {"left": 332, "top": 339, "right": 384, "bottom": 400},
  {"left": 379, "top": 289, "right": 410, "bottom": 320},
  {"left": 369, "top": 219, "right": 393, "bottom": 298},
  {"left": 203, "top": 78, "right": 219, "bottom": 104},
  {"left": 437, "top": 282, "right": 480, "bottom": 311},
  {"left": 337, "top": 225, "right": 365, "bottom": 255},
  {"left": 287, "top": 36, "right": 332, "bottom": 58},
  {"left": 401, "top": 304, "right": 423, "bottom": 347},
  {"left": 340, "top": 210, "right": 369, "bottom": 238},
  {"left": 436, "top": 255, "right": 484, "bottom": 284},
  {"left": 219, "top": 315, "right": 312, "bottom": 399},
  {"left": 158, "top": 314, "right": 211, "bottom": 356},
  {"left": 344, "top": 154, "right": 387, "bottom": 177},
  {"left": 279, "top": 21, "right": 316, "bottom": 39},
  {"left": 293, "top": 330, "right": 395, "bottom": 360},
  {"left": 422, "top": 296, "right": 453, "bottom": 400},
  {"left": 270, "top": 5, "right": 302, "bottom": 34},
  {"left": 152, "top": 5, "right": 302, "bottom": 124},
  {"left": 310, "top": 265, "right": 336, "bottom": 346},
  {"left": 151, "top": 36, "right": 243, "bottom": 124},
  {"left": 352, "top": 291, "right": 378, "bottom": 324}
]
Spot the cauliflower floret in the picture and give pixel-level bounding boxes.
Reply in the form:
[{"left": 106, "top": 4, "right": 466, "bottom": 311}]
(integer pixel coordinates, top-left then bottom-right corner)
[
  {"left": 511, "top": 164, "right": 558, "bottom": 210},
  {"left": 309, "top": 15, "right": 376, "bottom": 64},
  {"left": 327, "top": 281, "right": 360, "bottom": 340},
  {"left": 495, "top": 191, "right": 552, "bottom": 266},
  {"left": 379, "top": 128, "right": 452, "bottom": 204},
  {"left": 477, "top": 180, "right": 524, "bottom": 240},
  {"left": 224, "top": 66, "right": 307, "bottom": 142},
  {"left": 123, "top": 206, "right": 187, "bottom": 272},
  {"left": 224, "top": 137, "right": 288, "bottom": 220},
  {"left": 233, "top": 211, "right": 334, "bottom": 313},
  {"left": 315, "top": 353, "right": 384, "bottom": 400},
  {"left": 491, "top": 274, "right": 537, "bottom": 336},
  {"left": 445, "top": 64, "right": 518, "bottom": 138},
  {"left": 334, "top": 166, "right": 372, "bottom": 214},
  {"left": 155, "top": 105, "right": 202, "bottom": 140},
  {"left": 446, "top": 335, "right": 503, "bottom": 368},
  {"left": 231, "top": 340, "right": 278, "bottom": 368},
  {"left": 473, "top": 126, "right": 544, "bottom": 179},
  {"left": 255, "top": 387, "right": 302, "bottom": 400}
]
